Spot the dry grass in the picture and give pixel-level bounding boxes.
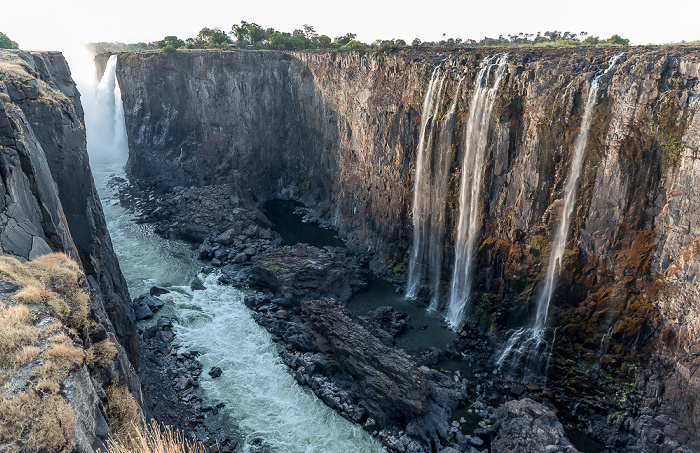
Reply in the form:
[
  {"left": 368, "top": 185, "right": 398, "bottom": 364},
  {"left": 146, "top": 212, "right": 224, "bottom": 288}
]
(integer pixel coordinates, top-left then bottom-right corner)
[
  {"left": 0, "top": 253, "right": 93, "bottom": 453},
  {"left": 106, "top": 419, "right": 209, "bottom": 453},
  {"left": 87, "top": 338, "right": 118, "bottom": 368},
  {"left": 106, "top": 384, "right": 143, "bottom": 442}
]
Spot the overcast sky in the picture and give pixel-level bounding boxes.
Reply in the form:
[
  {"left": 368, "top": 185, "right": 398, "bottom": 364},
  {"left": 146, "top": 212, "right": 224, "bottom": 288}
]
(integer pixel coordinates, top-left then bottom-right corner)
[{"left": 4, "top": 0, "right": 700, "bottom": 53}]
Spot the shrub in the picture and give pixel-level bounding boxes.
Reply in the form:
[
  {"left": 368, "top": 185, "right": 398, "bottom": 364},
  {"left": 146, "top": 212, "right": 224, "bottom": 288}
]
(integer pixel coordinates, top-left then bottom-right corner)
[
  {"left": 0, "top": 31, "right": 18, "bottom": 49},
  {"left": 106, "top": 419, "right": 208, "bottom": 453}
]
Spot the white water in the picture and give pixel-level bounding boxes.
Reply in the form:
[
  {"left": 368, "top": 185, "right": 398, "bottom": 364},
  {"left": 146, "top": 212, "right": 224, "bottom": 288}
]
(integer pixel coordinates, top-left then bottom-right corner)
[
  {"left": 406, "top": 67, "right": 447, "bottom": 302},
  {"left": 87, "top": 55, "right": 129, "bottom": 164},
  {"left": 87, "top": 55, "right": 384, "bottom": 453},
  {"left": 496, "top": 53, "right": 624, "bottom": 380},
  {"left": 446, "top": 55, "right": 508, "bottom": 329}
]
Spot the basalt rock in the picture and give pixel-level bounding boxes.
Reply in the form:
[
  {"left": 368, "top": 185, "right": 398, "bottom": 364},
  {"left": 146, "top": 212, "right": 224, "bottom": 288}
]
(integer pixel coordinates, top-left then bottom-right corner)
[
  {"left": 491, "top": 398, "right": 579, "bottom": 453},
  {"left": 249, "top": 244, "right": 358, "bottom": 303},
  {"left": 1, "top": 50, "right": 146, "bottom": 449}
]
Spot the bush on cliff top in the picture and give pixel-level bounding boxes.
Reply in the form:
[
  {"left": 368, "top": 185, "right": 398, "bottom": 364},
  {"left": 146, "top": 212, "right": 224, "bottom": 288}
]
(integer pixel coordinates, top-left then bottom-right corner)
[{"left": 0, "top": 31, "right": 19, "bottom": 49}]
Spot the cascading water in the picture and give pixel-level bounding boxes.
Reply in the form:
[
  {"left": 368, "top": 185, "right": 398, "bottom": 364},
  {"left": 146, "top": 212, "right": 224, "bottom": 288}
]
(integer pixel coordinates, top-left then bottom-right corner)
[
  {"left": 406, "top": 67, "right": 447, "bottom": 304},
  {"left": 496, "top": 53, "right": 625, "bottom": 381},
  {"left": 425, "top": 78, "right": 462, "bottom": 311},
  {"left": 87, "top": 55, "right": 129, "bottom": 164},
  {"left": 445, "top": 55, "right": 508, "bottom": 329},
  {"left": 86, "top": 56, "right": 384, "bottom": 453}
]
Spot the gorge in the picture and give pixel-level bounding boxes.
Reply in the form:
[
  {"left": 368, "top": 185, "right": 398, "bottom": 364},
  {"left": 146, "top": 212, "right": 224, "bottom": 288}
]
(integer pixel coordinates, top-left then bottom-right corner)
[
  {"left": 108, "top": 46, "right": 700, "bottom": 452},
  {"left": 1, "top": 43, "right": 699, "bottom": 453}
]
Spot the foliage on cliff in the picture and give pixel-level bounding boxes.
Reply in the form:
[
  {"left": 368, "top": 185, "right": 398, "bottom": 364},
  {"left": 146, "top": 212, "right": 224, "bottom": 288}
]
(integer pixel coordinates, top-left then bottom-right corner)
[
  {"left": 0, "top": 253, "right": 115, "bottom": 452},
  {"left": 0, "top": 32, "right": 18, "bottom": 49}
]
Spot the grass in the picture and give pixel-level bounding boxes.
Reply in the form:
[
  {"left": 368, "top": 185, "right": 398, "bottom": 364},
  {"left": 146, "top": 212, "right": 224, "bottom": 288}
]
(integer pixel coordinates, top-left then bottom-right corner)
[
  {"left": 0, "top": 253, "right": 109, "bottom": 453},
  {"left": 106, "top": 419, "right": 209, "bottom": 453}
]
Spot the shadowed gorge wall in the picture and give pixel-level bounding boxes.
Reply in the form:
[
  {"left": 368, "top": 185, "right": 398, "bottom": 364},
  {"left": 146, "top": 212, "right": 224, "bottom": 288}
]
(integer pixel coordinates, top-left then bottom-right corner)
[
  {"left": 0, "top": 50, "right": 146, "bottom": 449},
  {"left": 116, "top": 47, "right": 700, "bottom": 438}
]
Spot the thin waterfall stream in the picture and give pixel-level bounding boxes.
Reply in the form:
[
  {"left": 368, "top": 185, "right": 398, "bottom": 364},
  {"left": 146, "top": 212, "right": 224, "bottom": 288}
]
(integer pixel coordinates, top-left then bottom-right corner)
[
  {"left": 406, "top": 67, "right": 446, "bottom": 301},
  {"left": 446, "top": 55, "right": 508, "bottom": 329},
  {"left": 89, "top": 58, "right": 384, "bottom": 453},
  {"left": 496, "top": 53, "right": 625, "bottom": 381}
]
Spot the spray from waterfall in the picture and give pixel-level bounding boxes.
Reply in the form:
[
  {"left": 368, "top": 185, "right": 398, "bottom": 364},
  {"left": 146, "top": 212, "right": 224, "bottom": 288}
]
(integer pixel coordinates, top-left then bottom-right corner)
[
  {"left": 406, "top": 67, "right": 446, "bottom": 301},
  {"left": 496, "top": 52, "right": 624, "bottom": 381},
  {"left": 445, "top": 55, "right": 508, "bottom": 329},
  {"left": 86, "top": 55, "right": 129, "bottom": 164}
]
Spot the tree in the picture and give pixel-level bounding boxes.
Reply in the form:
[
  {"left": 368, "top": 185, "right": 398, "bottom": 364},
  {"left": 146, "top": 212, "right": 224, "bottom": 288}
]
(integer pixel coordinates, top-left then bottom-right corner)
[
  {"left": 156, "top": 36, "right": 184, "bottom": 50},
  {"left": 606, "top": 34, "right": 630, "bottom": 46},
  {"left": 0, "top": 31, "right": 18, "bottom": 49},
  {"left": 344, "top": 40, "right": 367, "bottom": 50}
]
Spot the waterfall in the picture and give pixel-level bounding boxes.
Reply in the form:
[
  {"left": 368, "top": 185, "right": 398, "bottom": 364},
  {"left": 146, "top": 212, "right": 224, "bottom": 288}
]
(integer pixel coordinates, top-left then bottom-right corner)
[
  {"left": 425, "top": 78, "right": 462, "bottom": 311},
  {"left": 445, "top": 55, "right": 508, "bottom": 329},
  {"left": 496, "top": 52, "right": 624, "bottom": 381},
  {"left": 86, "top": 55, "right": 129, "bottom": 164},
  {"left": 406, "top": 67, "right": 446, "bottom": 302}
]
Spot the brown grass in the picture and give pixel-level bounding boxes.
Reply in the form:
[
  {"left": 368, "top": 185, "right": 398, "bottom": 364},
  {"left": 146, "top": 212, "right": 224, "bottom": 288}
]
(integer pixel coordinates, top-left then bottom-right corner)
[
  {"left": 0, "top": 253, "right": 93, "bottom": 452},
  {"left": 106, "top": 384, "right": 143, "bottom": 441},
  {"left": 87, "top": 339, "right": 118, "bottom": 368},
  {"left": 106, "top": 419, "right": 209, "bottom": 453}
]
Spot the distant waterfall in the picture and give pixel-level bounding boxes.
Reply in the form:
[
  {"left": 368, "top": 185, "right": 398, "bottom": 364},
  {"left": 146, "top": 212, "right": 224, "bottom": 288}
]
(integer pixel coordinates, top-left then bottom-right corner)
[
  {"left": 406, "top": 68, "right": 447, "bottom": 302},
  {"left": 86, "top": 55, "right": 129, "bottom": 164},
  {"left": 445, "top": 55, "right": 508, "bottom": 329},
  {"left": 497, "top": 53, "right": 624, "bottom": 381}
]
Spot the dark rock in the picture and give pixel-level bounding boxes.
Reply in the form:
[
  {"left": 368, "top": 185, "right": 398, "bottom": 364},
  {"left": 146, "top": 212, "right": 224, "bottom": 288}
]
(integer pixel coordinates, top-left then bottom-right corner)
[
  {"left": 150, "top": 286, "right": 170, "bottom": 296},
  {"left": 133, "top": 304, "right": 154, "bottom": 321},
  {"left": 135, "top": 294, "right": 165, "bottom": 312},
  {"left": 208, "top": 367, "right": 223, "bottom": 378},
  {"left": 250, "top": 245, "right": 355, "bottom": 304},
  {"left": 190, "top": 278, "right": 206, "bottom": 291},
  {"left": 0, "top": 283, "right": 20, "bottom": 293},
  {"left": 491, "top": 398, "right": 579, "bottom": 453}
]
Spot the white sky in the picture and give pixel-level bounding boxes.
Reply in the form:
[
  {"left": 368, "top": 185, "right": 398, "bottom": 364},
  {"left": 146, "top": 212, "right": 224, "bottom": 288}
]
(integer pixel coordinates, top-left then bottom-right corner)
[{"left": 4, "top": 0, "right": 700, "bottom": 54}]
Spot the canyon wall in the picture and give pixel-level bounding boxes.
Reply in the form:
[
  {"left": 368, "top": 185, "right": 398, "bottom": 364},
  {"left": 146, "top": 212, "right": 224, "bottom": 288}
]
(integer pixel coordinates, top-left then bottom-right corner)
[
  {"left": 0, "top": 50, "right": 145, "bottom": 450},
  {"left": 116, "top": 47, "right": 700, "bottom": 445}
]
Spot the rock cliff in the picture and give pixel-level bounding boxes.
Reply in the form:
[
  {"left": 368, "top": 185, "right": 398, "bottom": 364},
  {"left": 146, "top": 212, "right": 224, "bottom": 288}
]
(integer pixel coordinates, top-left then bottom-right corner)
[
  {"left": 115, "top": 47, "right": 700, "bottom": 450},
  {"left": 0, "top": 50, "right": 145, "bottom": 450}
]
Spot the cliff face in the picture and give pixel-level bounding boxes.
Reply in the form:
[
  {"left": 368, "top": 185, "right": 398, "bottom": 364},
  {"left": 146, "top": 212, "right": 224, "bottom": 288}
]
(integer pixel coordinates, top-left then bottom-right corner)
[
  {"left": 116, "top": 48, "right": 700, "bottom": 444},
  {"left": 0, "top": 50, "right": 145, "bottom": 450}
]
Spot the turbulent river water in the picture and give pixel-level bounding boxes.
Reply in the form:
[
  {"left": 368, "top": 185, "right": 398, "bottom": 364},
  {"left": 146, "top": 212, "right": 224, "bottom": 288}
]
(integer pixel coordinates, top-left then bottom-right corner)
[{"left": 92, "top": 163, "right": 385, "bottom": 452}]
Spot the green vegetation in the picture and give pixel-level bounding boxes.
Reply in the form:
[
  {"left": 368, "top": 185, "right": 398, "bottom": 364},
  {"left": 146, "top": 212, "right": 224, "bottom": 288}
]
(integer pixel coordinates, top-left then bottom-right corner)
[
  {"left": 0, "top": 31, "right": 19, "bottom": 49},
  {"left": 96, "top": 23, "right": 655, "bottom": 55},
  {"left": 413, "top": 31, "right": 630, "bottom": 48}
]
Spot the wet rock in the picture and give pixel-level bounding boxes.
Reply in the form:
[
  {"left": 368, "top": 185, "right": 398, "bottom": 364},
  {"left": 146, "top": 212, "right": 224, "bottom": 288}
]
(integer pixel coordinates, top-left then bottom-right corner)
[
  {"left": 133, "top": 303, "right": 153, "bottom": 321},
  {"left": 134, "top": 294, "right": 165, "bottom": 312},
  {"left": 190, "top": 277, "right": 206, "bottom": 291},
  {"left": 208, "top": 367, "right": 222, "bottom": 379},
  {"left": 150, "top": 286, "right": 170, "bottom": 296}
]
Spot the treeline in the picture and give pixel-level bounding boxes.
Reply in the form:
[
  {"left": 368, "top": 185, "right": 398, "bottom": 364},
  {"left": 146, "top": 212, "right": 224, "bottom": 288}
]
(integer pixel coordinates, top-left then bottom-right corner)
[
  {"left": 154, "top": 23, "right": 367, "bottom": 51},
  {"left": 414, "top": 31, "right": 631, "bottom": 48},
  {"left": 152, "top": 24, "right": 634, "bottom": 52}
]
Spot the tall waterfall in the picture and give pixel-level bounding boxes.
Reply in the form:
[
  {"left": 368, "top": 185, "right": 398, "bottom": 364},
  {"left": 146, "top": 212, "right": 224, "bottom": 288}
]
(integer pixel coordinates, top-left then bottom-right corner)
[
  {"left": 86, "top": 55, "right": 129, "bottom": 164},
  {"left": 496, "top": 53, "right": 625, "bottom": 380},
  {"left": 445, "top": 55, "right": 508, "bottom": 329},
  {"left": 406, "top": 68, "right": 447, "bottom": 303}
]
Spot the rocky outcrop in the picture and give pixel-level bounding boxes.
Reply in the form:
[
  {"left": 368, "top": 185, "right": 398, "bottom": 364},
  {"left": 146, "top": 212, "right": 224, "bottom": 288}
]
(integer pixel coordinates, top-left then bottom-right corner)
[
  {"left": 0, "top": 50, "right": 145, "bottom": 449},
  {"left": 115, "top": 47, "right": 700, "bottom": 450},
  {"left": 491, "top": 398, "right": 579, "bottom": 453}
]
